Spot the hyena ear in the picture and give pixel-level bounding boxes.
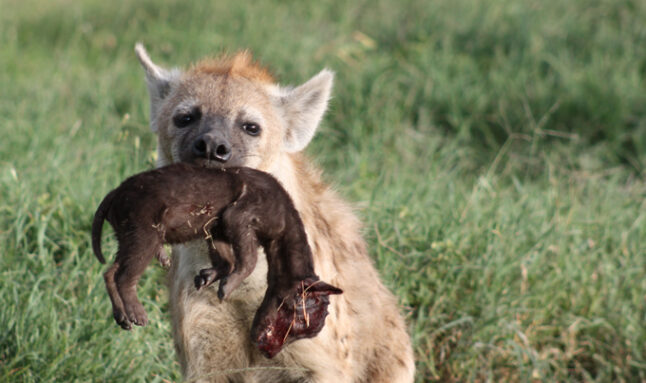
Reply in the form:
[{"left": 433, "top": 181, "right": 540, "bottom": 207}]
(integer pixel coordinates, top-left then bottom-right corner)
[
  {"left": 280, "top": 69, "right": 334, "bottom": 153},
  {"left": 134, "top": 43, "right": 181, "bottom": 132}
]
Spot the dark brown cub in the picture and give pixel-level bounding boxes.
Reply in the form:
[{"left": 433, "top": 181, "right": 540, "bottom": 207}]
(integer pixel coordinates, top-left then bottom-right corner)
[{"left": 92, "top": 163, "right": 341, "bottom": 357}]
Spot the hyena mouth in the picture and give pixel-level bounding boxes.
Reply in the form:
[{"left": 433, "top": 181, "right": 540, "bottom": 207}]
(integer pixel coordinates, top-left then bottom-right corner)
[
  {"left": 191, "top": 158, "right": 231, "bottom": 169},
  {"left": 192, "top": 155, "right": 258, "bottom": 169}
]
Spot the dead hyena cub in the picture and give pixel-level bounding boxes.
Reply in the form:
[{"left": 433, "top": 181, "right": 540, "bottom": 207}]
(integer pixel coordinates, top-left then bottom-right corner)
[
  {"left": 92, "top": 163, "right": 341, "bottom": 357},
  {"left": 136, "top": 44, "right": 415, "bottom": 382}
]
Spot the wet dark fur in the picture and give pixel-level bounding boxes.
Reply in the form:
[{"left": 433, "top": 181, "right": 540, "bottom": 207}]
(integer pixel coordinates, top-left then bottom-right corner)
[{"left": 92, "top": 163, "right": 341, "bottom": 356}]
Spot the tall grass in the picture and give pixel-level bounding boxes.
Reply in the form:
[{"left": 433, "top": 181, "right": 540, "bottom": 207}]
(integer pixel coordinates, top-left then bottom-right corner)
[{"left": 0, "top": 0, "right": 644, "bottom": 381}]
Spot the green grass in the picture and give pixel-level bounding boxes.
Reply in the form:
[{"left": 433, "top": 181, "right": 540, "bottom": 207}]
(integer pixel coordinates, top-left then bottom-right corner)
[{"left": 1, "top": 0, "right": 645, "bottom": 381}]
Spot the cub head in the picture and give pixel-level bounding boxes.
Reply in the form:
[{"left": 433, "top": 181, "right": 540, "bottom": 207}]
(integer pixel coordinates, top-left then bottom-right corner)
[{"left": 135, "top": 44, "right": 333, "bottom": 172}]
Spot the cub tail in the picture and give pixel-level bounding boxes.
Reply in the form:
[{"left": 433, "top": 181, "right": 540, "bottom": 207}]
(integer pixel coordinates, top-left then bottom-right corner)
[{"left": 91, "top": 189, "right": 117, "bottom": 264}]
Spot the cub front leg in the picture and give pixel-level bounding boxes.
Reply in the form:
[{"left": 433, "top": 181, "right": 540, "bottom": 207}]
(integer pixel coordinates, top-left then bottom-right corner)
[
  {"left": 213, "top": 203, "right": 261, "bottom": 300},
  {"left": 194, "top": 238, "right": 234, "bottom": 290},
  {"left": 216, "top": 228, "right": 259, "bottom": 300}
]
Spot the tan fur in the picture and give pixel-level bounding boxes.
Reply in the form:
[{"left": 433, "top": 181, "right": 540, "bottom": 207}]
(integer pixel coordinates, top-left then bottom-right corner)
[
  {"left": 188, "top": 51, "right": 275, "bottom": 84},
  {"left": 135, "top": 43, "right": 415, "bottom": 382}
]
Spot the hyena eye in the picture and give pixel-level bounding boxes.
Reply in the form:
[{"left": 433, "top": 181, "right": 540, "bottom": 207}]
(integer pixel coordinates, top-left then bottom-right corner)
[
  {"left": 242, "top": 123, "right": 261, "bottom": 136},
  {"left": 173, "top": 108, "right": 201, "bottom": 128}
]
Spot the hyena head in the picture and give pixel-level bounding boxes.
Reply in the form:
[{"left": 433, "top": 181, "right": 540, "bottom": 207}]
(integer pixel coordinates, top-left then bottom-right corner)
[{"left": 134, "top": 44, "right": 333, "bottom": 172}]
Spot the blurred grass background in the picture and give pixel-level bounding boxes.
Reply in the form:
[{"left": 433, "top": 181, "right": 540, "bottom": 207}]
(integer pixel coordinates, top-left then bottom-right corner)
[{"left": 0, "top": 0, "right": 645, "bottom": 381}]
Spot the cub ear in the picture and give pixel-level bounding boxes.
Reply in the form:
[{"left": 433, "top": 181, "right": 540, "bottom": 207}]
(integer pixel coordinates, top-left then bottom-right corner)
[
  {"left": 134, "top": 43, "right": 181, "bottom": 132},
  {"left": 305, "top": 280, "right": 343, "bottom": 296},
  {"left": 280, "top": 69, "right": 334, "bottom": 153}
]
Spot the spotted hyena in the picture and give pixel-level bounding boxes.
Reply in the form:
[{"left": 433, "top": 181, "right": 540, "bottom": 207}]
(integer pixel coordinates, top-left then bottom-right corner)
[{"left": 135, "top": 43, "right": 415, "bottom": 382}]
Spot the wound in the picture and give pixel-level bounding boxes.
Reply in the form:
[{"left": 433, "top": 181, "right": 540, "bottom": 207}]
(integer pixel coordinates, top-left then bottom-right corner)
[{"left": 252, "top": 279, "right": 342, "bottom": 358}]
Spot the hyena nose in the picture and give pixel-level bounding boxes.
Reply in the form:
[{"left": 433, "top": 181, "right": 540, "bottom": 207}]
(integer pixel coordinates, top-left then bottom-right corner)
[
  {"left": 213, "top": 143, "right": 232, "bottom": 162},
  {"left": 193, "top": 135, "right": 232, "bottom": 162}
]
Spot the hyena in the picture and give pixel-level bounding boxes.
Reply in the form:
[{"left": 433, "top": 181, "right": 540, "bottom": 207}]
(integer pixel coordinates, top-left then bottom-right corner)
[{"left": 135, "top": 43, "right": 415, "bottom": 382}]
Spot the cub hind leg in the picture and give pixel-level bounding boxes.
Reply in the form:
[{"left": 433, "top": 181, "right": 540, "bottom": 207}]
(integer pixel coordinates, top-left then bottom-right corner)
[{"left": 112, "top": 230, "right": 163, "bottom": 327}]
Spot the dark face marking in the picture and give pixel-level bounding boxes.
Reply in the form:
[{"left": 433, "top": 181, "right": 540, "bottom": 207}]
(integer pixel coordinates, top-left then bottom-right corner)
[{"left": 173, "top": 107, "right": 202, "bottom": 128}]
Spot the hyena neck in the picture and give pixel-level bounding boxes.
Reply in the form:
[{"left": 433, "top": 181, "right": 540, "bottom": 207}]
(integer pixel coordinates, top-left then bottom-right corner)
[
  {"left": 268, "top": 152, "right": 323, "bottom": 213},
  {"left": 270, "top": 153, "right": 366, "bottom": 274}
]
